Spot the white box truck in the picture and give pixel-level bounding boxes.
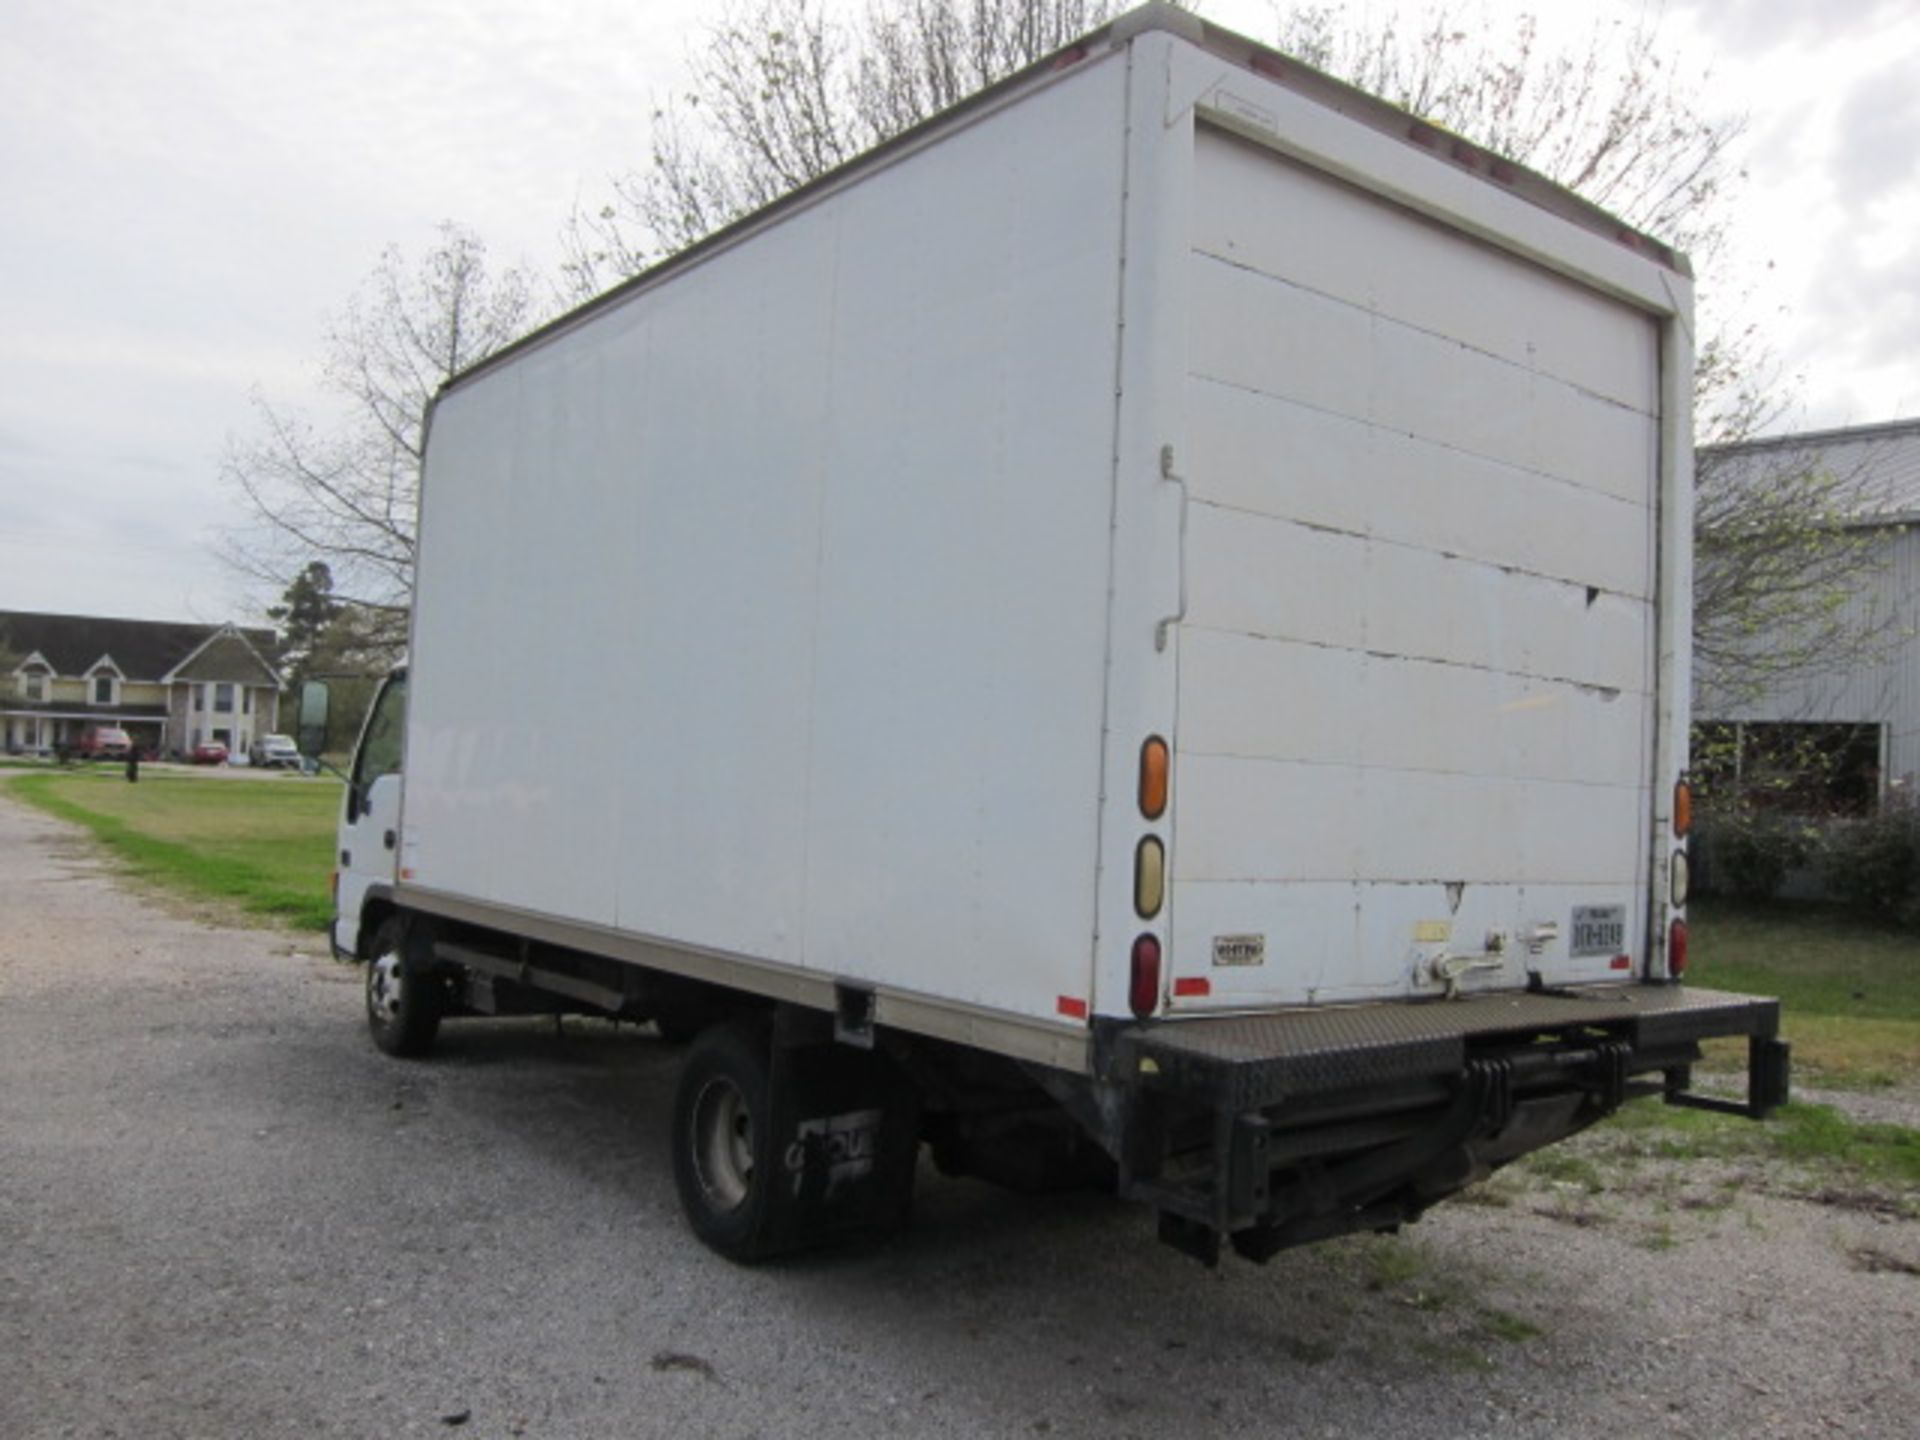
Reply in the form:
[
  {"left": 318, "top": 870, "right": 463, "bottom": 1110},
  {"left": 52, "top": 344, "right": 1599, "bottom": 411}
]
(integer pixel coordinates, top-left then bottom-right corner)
[{"left": 312, "top": 3, "right": 1786, "bottom": 1265}]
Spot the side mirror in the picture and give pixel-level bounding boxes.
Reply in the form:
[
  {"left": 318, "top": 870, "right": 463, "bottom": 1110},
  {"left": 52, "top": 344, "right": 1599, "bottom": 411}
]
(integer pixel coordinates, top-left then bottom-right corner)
[{"left": 298, "top": 680, "right": 332, "bottom": 759}]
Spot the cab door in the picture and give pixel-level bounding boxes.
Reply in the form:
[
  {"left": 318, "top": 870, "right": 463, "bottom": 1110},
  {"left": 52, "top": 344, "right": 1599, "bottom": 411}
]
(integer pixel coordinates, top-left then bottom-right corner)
[{"left": 334, "top": 672, "right": 408, "bottom": 959}]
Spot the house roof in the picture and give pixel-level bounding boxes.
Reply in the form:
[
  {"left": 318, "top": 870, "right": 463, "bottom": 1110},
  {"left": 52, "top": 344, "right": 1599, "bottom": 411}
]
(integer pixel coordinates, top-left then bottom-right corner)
[
  {"left": 1700, "top": 416, "right": 1920, "bottom": 526},
  {"left": 0, "top": 611, "right": 281, "bottom": 685}
]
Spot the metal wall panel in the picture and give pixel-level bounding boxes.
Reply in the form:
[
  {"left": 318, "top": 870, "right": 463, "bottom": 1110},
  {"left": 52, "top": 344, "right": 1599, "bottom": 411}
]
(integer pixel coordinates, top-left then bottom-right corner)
[
  {"left": 1699, "top": 528, "right": 1920, "bottom": 787},
  {"left": 407, "top": 55, "right": 1133, "bottom": 1023}
]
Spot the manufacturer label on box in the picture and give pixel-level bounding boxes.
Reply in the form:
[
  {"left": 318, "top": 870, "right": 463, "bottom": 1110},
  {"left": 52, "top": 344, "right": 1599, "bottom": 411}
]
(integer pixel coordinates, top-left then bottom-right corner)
[{"left": 1212, "top": 933, "right": 1266, "bottom": 968}]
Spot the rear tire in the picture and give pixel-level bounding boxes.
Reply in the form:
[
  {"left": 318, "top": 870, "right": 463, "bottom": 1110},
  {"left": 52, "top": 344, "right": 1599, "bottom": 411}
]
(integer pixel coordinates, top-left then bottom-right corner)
[
  {"left": 365, "top": 917, "right": 442, "bottom": 1058},
  {"left": 672, "top": 1022, "right": 782, "bottom": 1261}
]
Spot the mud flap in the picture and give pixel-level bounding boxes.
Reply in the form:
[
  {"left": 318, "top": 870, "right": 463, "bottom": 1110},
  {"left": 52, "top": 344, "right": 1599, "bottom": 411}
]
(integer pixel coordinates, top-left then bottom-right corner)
[{"left": 763, "top": 1041, "right": 921, "bottom": 1251}]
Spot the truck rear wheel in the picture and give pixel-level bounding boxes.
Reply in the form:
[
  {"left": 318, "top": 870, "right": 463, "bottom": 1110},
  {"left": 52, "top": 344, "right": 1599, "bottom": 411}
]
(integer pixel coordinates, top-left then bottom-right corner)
[
  {"left": 672, "top": 1022, "right": 782, "bottom": 1261},
  {"left": 671, "top": 1019, "right": 921, "bottom": 1262},
  {"left": 365, "top": 917, "right": 442, "bottom": 1058}
]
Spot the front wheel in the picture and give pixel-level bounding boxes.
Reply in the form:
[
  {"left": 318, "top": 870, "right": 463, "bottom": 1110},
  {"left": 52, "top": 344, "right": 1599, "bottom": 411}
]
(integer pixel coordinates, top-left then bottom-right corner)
[{"left": 365, "top": 917, "right": 442, "bottom": 1058}]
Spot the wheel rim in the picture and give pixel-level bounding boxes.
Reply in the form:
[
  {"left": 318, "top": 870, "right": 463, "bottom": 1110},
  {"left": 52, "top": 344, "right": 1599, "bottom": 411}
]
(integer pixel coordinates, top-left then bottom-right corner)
[
  {"left": 368, "top": 945, "right": 405, "bottom": 1026},
  {"left": 690, "top": 1076, "right": 755, "bottom": 1213}
]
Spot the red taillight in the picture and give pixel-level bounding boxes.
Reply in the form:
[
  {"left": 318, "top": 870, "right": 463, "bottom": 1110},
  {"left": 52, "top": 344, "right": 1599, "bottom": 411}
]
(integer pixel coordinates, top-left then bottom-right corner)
[
  {"left": 1129, "top": 934, "right": 1162, "bottom": 1019},
  {"left": 1668, "top": 918, "right": 1689, "bottom": 979}
]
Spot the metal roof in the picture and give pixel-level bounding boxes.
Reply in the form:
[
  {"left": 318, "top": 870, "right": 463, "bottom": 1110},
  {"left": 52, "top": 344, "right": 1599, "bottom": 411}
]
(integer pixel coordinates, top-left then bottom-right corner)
[{"left": 1700, "top": 417, "right": 1920, "bottom": 526}]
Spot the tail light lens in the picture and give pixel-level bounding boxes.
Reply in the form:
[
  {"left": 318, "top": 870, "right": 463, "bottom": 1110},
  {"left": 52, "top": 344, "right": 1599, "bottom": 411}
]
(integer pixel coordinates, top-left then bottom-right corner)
[
  {"left": 1139, "top": 736, "right": 1169, "bottom": 820},
  {"left": 1129, "top": 934, "right": 1162, "bottom": 1019},
  {"left": 1670, "top": 850, "right": 1691, "bottom": 907},
  {"left": 1668, "top": 918, "right": 1689, "bottom": 979},
  {"left": 1674, "top": 778, "right": 1692, "bottom": 838},
  {"left": 1134, "top": 836, "right": 1166, "bottom": 918}
]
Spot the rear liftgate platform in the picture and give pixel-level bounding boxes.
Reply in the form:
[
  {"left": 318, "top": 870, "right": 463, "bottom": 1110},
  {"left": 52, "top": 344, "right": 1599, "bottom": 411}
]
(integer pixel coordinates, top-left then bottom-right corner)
[{"left": 1101, "top": 985, "right": 1789, "bottom": 1265}]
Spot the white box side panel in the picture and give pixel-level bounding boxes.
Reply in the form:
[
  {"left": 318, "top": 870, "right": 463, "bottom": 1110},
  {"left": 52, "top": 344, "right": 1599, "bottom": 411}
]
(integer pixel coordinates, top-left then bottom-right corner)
[
  {"left": 405, "top": 57, "right": 1130, "bottom": 1022},
  {"left": 1169, "top": 127, "right": 1662, "bottom": 1007}
]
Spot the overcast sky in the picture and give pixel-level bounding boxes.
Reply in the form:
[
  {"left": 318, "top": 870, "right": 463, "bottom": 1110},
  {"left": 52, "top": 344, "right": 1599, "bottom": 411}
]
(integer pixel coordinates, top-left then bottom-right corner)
[{"left": 2, "top": 0, "right": 1915, "bottom": 626}]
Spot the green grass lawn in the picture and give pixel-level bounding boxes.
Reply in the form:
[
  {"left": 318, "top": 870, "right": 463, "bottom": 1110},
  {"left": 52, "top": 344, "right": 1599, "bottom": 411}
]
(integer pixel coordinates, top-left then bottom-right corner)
[
  {"left": 1550, "top": 895, "right": 1920, "bottom": 1201},
  {"left": 5, "top": 769, "right": 341, "bottom": 931},
  {"left": 1689, "top": 896, "right": 1920, "bottom": 1089}
]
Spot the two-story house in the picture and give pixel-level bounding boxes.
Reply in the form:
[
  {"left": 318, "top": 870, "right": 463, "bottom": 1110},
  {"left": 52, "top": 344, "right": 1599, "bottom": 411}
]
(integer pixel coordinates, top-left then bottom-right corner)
[{"left": 1, "top": 611, "right": 283, "bottom": 760}]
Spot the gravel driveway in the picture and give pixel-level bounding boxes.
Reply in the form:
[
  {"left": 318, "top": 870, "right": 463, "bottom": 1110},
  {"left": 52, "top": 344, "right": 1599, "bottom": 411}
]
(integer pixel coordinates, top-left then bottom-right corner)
[{"left": 2, "top": 787, "right": 1915, "bottom": 1439}]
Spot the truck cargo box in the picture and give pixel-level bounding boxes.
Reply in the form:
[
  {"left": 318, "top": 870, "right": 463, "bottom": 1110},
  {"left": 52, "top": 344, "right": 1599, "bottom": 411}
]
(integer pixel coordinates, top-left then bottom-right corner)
[{"left": 327, "top": 4, "right": 1782, "bottom": 1264}]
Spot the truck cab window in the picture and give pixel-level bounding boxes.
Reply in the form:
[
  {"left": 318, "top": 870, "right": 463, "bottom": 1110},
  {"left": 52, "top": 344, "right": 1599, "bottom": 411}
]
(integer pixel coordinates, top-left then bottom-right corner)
[{"left": 353, "top": 676, "right": 408, "bottom": 795}]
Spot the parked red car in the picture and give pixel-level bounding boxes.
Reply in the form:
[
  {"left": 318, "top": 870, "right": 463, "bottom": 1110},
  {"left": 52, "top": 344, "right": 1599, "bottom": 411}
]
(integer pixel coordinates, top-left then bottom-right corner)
[
  {"left": 191, "top": 741, "right": 230, "bottom": 765},
  {"left": 73, "top": 726, "right": 132, "bottom": 760}
]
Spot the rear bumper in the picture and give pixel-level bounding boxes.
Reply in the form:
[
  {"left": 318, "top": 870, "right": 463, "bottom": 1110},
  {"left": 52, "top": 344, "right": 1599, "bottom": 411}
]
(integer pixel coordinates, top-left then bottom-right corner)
[{"left": 1101, "top": 983, "right": 1787, "bottom": 1263}]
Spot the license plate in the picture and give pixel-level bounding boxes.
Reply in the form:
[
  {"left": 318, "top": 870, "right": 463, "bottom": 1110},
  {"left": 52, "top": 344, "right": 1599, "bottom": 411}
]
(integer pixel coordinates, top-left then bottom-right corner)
[{"left": 1569, "top": 905, "right": 1626, "bottom": 957}]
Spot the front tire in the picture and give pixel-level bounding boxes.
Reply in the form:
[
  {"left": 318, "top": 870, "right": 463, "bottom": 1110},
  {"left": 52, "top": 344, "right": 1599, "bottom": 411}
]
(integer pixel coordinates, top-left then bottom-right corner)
[{"left": 365, "top": 917, "right": 442, "bottom": 1058}]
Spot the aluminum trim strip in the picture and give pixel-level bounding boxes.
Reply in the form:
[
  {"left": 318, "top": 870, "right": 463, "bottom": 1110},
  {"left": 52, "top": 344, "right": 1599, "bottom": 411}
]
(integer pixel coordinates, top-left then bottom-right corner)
[{"left": 395, "top": 885, "right": 1093, "bottom": 1074}]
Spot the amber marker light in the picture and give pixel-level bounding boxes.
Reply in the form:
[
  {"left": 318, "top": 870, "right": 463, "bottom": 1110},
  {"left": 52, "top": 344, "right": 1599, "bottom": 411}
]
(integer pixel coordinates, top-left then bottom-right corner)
[
  {"left": 1139, "top": 736, "right": 1169, "bottom": 820},
  {"left": 1674, "top": 777, "right": 1693, "bottom": 838}
]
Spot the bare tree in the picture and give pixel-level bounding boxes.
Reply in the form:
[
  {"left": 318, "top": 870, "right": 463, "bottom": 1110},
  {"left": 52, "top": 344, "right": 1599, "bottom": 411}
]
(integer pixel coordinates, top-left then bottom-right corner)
[
  {"left": 1273, "top": 7, "right": 1741, "bottom": 275},
  {"left": 1693, "top": 440, "right": 1905, "bottom": 705},
  {"left": 223, "top": 223, "right": 541, "bottom": 655},
  {"left": 559, "top": 0, "right": 1110, "bottom": 298}
]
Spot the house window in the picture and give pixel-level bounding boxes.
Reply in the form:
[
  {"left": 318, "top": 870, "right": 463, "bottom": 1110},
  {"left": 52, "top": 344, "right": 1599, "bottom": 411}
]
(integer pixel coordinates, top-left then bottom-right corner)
[
  {"left": 21, "top": 671, "right": 45, "bottom": 702},
  {"left": 214, "top": 683, "right": 234, "bottom": 714},
  {"left": 243, "top": 688, "right": 253, "bottom": 716},
  {"left": 194, "top": 684, "right": 205, "bottom": 711},
  {"left": 94, "top": 674, "right": 115, "bottom": 705}
]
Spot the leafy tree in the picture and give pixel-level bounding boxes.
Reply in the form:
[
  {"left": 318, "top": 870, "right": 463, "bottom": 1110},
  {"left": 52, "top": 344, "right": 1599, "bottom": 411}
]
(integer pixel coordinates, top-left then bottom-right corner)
[
  {"left": 266, "top": 561, "right": 344, "bottom": 687},
  {"left": 223, "top": 223, "right": 542, "bottom": 657}
]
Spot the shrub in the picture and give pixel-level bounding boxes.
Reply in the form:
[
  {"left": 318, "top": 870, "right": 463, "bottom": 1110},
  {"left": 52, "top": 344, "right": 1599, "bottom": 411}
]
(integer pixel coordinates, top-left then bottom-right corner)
[
  {"left": 1697, "top": 808, "right": 1818, "bottom": 901},
  {"left": 1822, "top": 797, "right": 1920, "bottom": 921}
]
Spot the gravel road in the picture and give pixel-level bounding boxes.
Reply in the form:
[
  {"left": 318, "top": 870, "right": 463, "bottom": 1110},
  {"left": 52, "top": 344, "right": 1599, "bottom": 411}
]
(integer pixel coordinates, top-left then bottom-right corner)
[{"left": 2, "top": 786, "right": 1916, "bottom": 1440}]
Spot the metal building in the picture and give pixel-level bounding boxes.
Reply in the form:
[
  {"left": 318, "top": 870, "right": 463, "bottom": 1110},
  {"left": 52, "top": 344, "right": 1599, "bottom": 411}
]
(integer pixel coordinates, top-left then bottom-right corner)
[{"left": 1694, "top": 417, "right": 1920, "bottom": 807}]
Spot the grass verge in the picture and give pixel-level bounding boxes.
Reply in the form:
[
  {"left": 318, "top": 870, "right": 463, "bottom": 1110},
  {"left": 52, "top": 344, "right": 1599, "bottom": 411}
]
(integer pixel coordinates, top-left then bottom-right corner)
[
  {"left": 1689, "top": 896, "right": 1920, "bottom": 1089},
  {"left": 5, "top": 769, "right": 340, "bottom": 931},
  {"left": 1606, "top": 1098, "right": 1920, "bottom": 1192}
]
